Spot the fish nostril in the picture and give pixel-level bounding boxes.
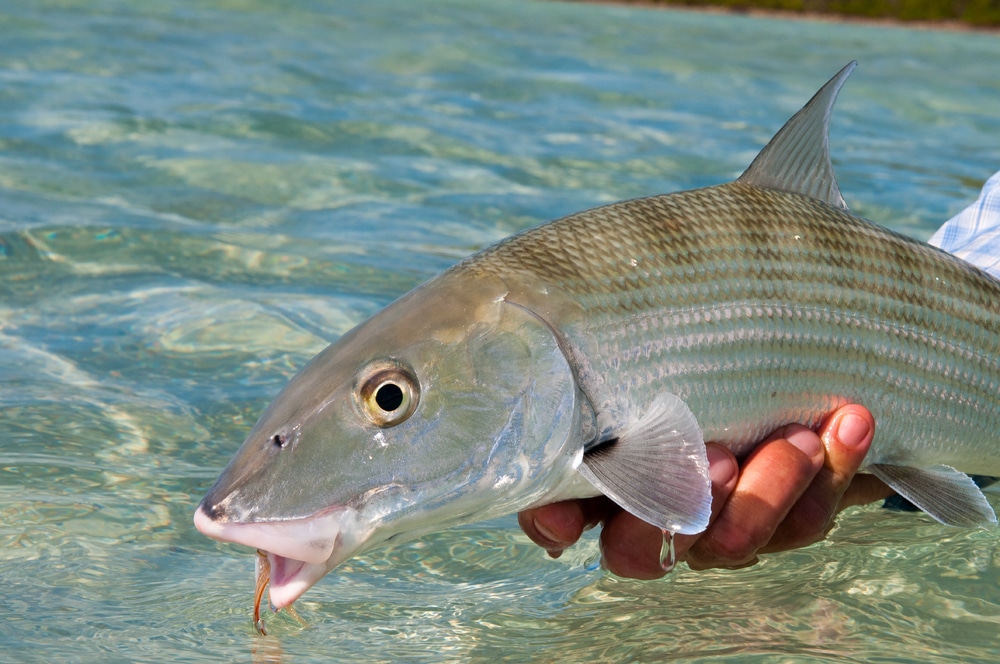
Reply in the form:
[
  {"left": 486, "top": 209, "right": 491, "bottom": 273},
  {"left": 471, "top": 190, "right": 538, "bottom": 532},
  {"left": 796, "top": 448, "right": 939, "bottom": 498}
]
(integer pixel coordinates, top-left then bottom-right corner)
[{"left": 271, "top": 433, "right": 288, "bottom": 449}]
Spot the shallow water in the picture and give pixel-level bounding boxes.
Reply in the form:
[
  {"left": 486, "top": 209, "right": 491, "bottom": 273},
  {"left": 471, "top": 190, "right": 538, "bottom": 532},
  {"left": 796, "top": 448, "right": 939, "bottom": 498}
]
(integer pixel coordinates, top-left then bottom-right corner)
[{"left": 2, "top": 0, "right": 1000, "bottom": 661}]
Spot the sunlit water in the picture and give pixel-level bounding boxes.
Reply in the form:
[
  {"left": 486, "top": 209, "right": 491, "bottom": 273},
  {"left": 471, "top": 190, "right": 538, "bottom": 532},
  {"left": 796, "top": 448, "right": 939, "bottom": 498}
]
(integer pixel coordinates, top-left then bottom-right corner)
[{"left": 2, "top": 1, "right": 999, "bottom": 661}]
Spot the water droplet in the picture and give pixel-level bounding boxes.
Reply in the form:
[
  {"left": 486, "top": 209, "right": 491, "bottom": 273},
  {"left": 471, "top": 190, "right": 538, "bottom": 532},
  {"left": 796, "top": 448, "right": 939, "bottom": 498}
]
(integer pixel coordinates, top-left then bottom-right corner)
[{"left": 659, "top": 529, "right": 676, "bottom": 573}]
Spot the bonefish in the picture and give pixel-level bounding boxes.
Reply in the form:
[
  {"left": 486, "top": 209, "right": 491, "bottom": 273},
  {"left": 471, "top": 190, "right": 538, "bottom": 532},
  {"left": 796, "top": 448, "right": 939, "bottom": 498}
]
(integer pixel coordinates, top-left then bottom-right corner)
[{"left": 195, "top": 62, "right": 1000, "bottom": 612}]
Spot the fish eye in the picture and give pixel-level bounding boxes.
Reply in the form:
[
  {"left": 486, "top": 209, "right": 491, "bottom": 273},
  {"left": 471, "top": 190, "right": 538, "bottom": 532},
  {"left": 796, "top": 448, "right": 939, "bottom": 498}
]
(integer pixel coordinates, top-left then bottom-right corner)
[
  {"left": 373, "top": 382, "right": 404, "bottom": 412},
  {"left": 356, "top": 361, "right": 419, "bottom": 428}
]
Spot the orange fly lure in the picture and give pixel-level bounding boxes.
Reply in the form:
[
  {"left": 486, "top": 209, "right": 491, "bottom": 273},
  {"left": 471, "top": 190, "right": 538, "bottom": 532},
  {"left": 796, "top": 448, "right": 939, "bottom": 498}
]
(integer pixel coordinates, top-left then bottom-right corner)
[{"left": 254, "top": 549, "right": 270, "bottom": 635}]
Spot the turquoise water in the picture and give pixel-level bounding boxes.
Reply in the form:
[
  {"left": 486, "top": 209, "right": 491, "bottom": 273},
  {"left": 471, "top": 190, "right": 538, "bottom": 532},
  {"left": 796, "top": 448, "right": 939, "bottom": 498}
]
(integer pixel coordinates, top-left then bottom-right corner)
[{"left": 2, "top": 0, "right": 1000, "bottom": 661}]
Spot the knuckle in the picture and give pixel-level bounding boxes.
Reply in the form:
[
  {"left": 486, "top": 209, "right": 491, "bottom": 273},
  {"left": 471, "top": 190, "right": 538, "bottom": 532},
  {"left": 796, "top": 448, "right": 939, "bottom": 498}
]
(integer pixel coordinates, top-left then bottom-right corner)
[{"left": 694, "top": 523, "right": 770, "bottom": 567}]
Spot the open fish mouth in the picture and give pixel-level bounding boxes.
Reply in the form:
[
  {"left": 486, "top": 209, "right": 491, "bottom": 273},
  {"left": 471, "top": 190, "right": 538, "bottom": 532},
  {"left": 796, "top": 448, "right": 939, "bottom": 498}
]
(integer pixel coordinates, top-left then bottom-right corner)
[
  {"left": 193, "top": 505, "right": 366, "bottom": 609},
  {"left": 261, "top": 551, "right": 331, "bottom": 609}
]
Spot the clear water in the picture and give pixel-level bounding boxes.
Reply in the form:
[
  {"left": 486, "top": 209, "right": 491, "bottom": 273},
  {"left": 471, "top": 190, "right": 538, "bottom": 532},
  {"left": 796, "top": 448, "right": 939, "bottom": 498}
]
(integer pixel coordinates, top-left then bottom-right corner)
[{"left": 2, "top": 0, "right": 999, "bottom": 661}]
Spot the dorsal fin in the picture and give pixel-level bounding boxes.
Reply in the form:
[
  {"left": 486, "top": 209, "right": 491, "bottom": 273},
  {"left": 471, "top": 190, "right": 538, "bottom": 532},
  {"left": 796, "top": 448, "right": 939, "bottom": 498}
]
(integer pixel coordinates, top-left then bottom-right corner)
[{"left": 737, "top": 61, "right": 856, "bottom": 209}]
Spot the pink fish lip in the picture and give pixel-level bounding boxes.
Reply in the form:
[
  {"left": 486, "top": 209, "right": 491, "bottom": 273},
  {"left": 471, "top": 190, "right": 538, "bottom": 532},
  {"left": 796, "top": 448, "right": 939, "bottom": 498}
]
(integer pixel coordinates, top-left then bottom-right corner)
[
  {"left": 193, "top": 503, "right": 368, "bottom": 608},
  {"left": 263, "top": 553, "right": 333, "bottom": 609},
  {"left": 192, "top": 504, "right": 343, "bottom": 564}
]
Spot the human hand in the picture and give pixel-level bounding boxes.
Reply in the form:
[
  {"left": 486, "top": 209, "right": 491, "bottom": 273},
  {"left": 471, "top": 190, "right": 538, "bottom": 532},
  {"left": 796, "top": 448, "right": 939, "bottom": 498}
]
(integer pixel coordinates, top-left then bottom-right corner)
[{"left": 517, "top": 404, "right": 893, "bottom": 579}]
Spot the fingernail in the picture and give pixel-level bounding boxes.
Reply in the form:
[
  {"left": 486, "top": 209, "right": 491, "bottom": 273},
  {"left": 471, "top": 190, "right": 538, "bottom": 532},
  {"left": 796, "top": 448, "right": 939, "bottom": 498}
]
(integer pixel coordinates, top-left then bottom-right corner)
[
  {"left": 835, "top": 412, "right": 871, "bottom": 449},
  {"left": 532, "top": 517, "right": 564, "bottom": 551},
  {"left": 707, "top": 445, "right": 737, "bottom": 485},
  {"left": 786, "top": 426, "right": 823, "bottom": 458}
]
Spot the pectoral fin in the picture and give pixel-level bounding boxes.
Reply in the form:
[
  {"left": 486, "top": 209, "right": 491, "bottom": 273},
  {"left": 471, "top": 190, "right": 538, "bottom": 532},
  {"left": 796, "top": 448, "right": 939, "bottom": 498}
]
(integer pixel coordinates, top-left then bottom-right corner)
[
  {"left": 869, "top": 463, "right": 998, "bottom": 528},
  {"left": 578, "top": 393, "right": 711, "bottom": 535}
]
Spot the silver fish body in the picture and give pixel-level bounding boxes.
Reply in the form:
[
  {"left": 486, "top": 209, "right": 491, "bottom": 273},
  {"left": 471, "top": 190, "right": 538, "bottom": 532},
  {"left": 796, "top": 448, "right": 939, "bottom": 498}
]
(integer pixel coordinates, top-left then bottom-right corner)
[
  {"left": 194, "top": 62, "right": 1000, "bottom": 610},
  {"left": 476, "top": 180, "right": 1000, "bottom": 469}
]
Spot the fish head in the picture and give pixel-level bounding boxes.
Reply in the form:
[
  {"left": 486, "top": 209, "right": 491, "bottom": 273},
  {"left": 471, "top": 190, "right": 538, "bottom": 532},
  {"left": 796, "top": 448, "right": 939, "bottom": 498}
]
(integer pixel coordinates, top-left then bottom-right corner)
[{"left": 193, "top": 269, "right": 588, "bottom": 608}]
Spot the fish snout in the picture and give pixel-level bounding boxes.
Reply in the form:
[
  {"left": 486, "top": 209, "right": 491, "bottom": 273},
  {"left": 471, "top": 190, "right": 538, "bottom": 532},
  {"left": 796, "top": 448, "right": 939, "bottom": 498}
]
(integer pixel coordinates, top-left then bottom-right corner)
[
  {"left": 195, "top": 497, "right": 229, "bottom": 522},
  {"left": 193, "top": 501, "right": 233, "bottom": 540}
]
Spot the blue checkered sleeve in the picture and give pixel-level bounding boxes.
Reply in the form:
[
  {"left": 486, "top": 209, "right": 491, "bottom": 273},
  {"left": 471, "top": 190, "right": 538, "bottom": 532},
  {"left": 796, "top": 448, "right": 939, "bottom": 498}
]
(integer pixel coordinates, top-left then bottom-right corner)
[{"left": 929, "top": 171, "right": 1000, "bottom": 278}]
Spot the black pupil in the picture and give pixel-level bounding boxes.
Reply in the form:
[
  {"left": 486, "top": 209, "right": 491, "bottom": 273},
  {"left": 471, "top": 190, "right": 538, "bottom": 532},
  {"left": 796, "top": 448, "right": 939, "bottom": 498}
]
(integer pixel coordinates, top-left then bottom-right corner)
[{"left": 374, "top": 382, "right": 404, "bottom": 412}]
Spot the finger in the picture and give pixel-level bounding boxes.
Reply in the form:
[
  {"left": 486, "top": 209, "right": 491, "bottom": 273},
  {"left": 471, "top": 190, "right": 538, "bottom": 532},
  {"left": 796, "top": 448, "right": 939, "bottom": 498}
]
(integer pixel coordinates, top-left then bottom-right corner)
[
  {"left": 517, "top": 497, "right": 614, "bottom": 558},
  {"left": 826, "top": 406, "right": 894, "bottom": 509},
  {"left": 673, "top": 444, "right": 739, "bottom": 558},
  {"left": 599, "top": 444, "right": 739, "bottom": 579},
  {"left": 685, "top": 425, "right": 825, "bottom": 569},
  {"left": 759, "top": 405, "right": 877, "bottom": 553},
  {"left": 839, "top": 474, "right": 896, "bottom": 510}
]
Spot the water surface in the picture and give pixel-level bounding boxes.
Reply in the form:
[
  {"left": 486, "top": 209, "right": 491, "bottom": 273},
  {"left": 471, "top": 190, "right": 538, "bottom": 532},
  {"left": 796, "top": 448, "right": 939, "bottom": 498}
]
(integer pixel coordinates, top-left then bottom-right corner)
[{"left": 2, "top": 1, "right": 999, "bottom": 661}]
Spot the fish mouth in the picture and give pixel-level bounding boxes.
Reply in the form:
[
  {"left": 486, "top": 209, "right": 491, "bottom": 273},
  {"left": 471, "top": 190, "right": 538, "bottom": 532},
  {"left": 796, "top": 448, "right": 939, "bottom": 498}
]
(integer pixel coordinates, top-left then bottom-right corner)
[
  {"left": 193, "top": 504, "right": 367, "bottom": 609},
  {"left": 264, "top": 553, "right": 332, "bottom": 609}
]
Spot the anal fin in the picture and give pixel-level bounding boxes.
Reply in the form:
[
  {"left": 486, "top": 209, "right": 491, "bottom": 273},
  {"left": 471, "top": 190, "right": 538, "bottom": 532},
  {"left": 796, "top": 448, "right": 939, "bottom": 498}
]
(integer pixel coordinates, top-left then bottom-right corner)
[
  {"left": 578, "top": 393, "right": 710, "bottom": 535},
  {"left": 869, "top": 463, "right": 998, "bottom": 528}
]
